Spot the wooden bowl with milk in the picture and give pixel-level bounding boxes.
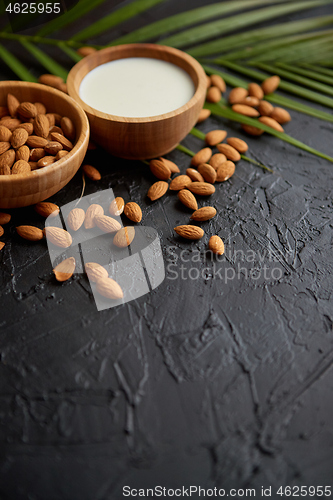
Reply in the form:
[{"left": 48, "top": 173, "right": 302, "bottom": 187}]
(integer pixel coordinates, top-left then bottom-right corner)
[{"left": 67, "top": 44, "right": 207, "bottom": 160}]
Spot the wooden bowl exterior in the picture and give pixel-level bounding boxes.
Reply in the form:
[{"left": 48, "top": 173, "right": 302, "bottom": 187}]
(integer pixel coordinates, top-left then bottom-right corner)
[
  {"left": 0, "top": 81, "right": 89, "bottom": 208},
  {"left": 67, "top": 44, "right": 207, "bottom": 160}
]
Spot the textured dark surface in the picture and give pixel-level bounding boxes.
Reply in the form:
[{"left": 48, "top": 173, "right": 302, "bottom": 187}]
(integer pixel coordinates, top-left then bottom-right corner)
[{"left": 1, "top": 1, "right": 333, "bottom": 499}]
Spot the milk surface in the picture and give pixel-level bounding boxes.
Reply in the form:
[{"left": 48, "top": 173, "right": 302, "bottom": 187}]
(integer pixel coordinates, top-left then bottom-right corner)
[{"left": 79, "top": 57, "right": 195, "bottom": 118}]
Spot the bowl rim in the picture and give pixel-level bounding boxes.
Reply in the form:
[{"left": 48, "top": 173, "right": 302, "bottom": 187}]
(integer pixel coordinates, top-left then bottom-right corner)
[
  {"left": 0, "top": 80, "right": 89, "bottom": 182},
  {"left": 67, "top": 43, "right": 207, "bottom": 124}
]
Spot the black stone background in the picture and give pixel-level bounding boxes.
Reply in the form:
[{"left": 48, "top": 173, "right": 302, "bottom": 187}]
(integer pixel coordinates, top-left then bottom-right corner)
[{"left": 0, "top": 1, "right": 333, "bottom": 499}]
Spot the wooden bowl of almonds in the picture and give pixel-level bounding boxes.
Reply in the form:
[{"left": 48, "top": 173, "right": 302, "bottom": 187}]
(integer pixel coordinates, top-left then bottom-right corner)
[{"left": 0, "top": 81, "right": 89, "bottom": 208}]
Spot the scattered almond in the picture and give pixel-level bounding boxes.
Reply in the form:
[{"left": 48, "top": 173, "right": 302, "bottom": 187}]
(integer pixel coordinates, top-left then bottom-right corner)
[
  {"left": 67, "top": 208, "right": 85, "bottom": 231},
  {"left": 209, "top": 235, "right": 224, "bottom": 255},
  {"left": 258, "top": 100, "right": 274, "bottom": 116},
  {"left": 227, "top": 137, "right": 248, "bottom": 153},
  {"left": 248, "top": 82, "right": 264, "bottom": 100},
  {"left": 96, "top": 277, "right": 123, "bottom": 300},
  {"left": 0, "top": 226, "right": 3, "bottom": 237},
  {"left": 35, "top": 202, "right": 59, "bottom": 217},
  {"left": 261, "top": 75, "right": 280, "bottom": 95},
  {"left": 53, "top": 257, "right": 76, "bottom": 282},
  {"left": 178, "top": 189, "right": 198, "bottom": 211},
  {"left": 113, "top": 227, "right": 135, "bottom": 248},
  {"left": 109, "top": 197, "right": 125, "bottom": 216},
  {"left": 44, "top": 226, "right": 72, "bottom": 247},
  {"left": 237, "top": 96, "right": 260, "bottom": 107},
  {"left": 186, "top": 168, "right": 204, "bottom": 182},
  {"left": 159, "top": 157, "right": 180, "bottom": 174},
  {"left": 270, "top": 107, "right": 291, "bottom": 124},
  {"left": 232, "top": 104, "right": 260, "bottom": 117},
  {"left": 191, "top": 206, "right": 216, "bottom": 221},
  {"left": 149, "top": 159, "right": 171, "bottom": 180},
  {"left": 217, "top": 143, "right": 241, "bottom": 161},
  {"left": 209, "top": 153, "right": 227, "bottom": 169},
  {"left": 205, "top": 129, "right": 227, "bottom": 146},
  {"left": 187, "top": 182, "right": 215, "bottom": 196},
  {"left": 198, "top": 163, "right": 217, "bottom": 184},
  {"left": 191, "top": 147, "right": 212, "bottom": 167},
  {"left": 174, "top": 225, "right": 204, "bottom": 240},
  {"left": 148, "top": 181, "right": 169, "bottom": 201},
  {"left": 38, "top": 74, "right": 64, "bottom": 89},
  {"left": 216, "top": 161, "right": 235, "bottom": 182},
  {"left": 169, "top": 174, "right": 192, "bottom": 191},
  {"left": 0, "top": 242, "right": 4, "bottom": 250},
  {"left": 206, "top": 75, "right": 211, "bottom": 88},
  {"left": 85, "top": 204, "right": 104, "bottom": 229},
  {"left": 77, "top": 46, "right": 97, "bottom": 57},
  {"left": 82, "top": 164, "right": 101, "bottom": 181},
  {"left": 95, "top": 215, "right": 122, "bottom": 233},
  {"left": 12, "top": 160, "right": 31, "bottom": 175},
  {"left": 124, "top": 202, "right": 142, "bottom": 223},
  {"left": 210, "top": 74, "right": 226, "bottom": 92},
  {"left": 259, "top": 116, "right": 284, "bottom": 132},
  {"left": 197, "top": 108, "right": 211, "bottom": 124},
  {"left": 228, "top": 87, "right": 248, "bottom": 104},
  {"left": 206, "top": 86, "right": 221, "bottom": 103},
  {"left": 16, "top": 225, "right": 43, "bottom": 241},
  {"left": 85, "top": 262, "right": 108, "bottom": 282},
  {"left": 0, "top": 212, "right": 11, "bottom": 224},
  {"left": 241, "top": 124, "right": 264, "bottom": 136}
]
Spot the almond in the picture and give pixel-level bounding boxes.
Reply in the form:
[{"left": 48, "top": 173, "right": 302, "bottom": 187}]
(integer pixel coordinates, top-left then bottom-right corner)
[
  {"left": 205, "top": 129, "right": 227, "bottom": 146},
  {"left": 53, "top": 257, "right": 76, "bottom": 282},
  {"left": 61, "top": 116, "right": 76, "bottom": 141},
  {"left": 95, "top": 215, "right": 122, "bottom": 233},
  {"left": 206, "top": 86, "right": 221, "bottom": 103},
  {"left": 0, "top": 165, "right": 11, "bottom": 175},
  {"left": 52, "top": 113, "right": 62, "bottom": 126},
  {"left": 248, "top": 82, "right": 264, "bottom": 100},
  {"left": 55, "top": 150, "right": 68, "bottom": 161},
  {"left": 216, "top": 161, "right": 235, "bottom": 182},
  {"left": 67, "top": 208, "right": 85, "bottom": 231},
  {"left": 227, "top": 137, "right": 248, "bottom": 153},
  {"left": 186, "top": 168, "right": 204, "bottom": 182},
  {"left": 85, "top": 262, "right": 108, "bottom": 282},
  {"left": 0, "top": 117, "right": 21, "bottom": 130},
  {"left": 270, "top": 107, "right": 291, "bottom": 124},
  {"left": 109, "top": 197, "right": 125, "bottom": 216},
  {"left": 34, "top": 102, "right": 47, "bottom": 115},
  {"left": 37, "top": 156, "right": 55, "bottom": 168},
  {"left": 158, "top": 157, "right": 180, "bottom": 174},
  {"left": 113, "top": 227, "right": 135, "bottom": 248},
  {"left": 0, "top": 126, "right": 12, "bottom": 142},
  {"left": 124, "top": 202, "right": 142, "bottom": 223},
  {"left": 35, "top": 202, "right": 59, "bottom": 218},
  {"left": 206, "top": 75, "right": 211, "bottom": 88},
  {"left": 232, "top": 104, "right": 260, "bottom": 117},
  {"left": 178, "top": 189, "right": 198, "bottom": 211},
  {"left": 169, "top": 174, "right": 192, "bottom": 191},
  {"left": 0, "top": 226, "right": 3, "bottom": 237},
  {"left": 209, "top": 153, "right": 227, "bottom": 170},
  {"left": 237, "top": 96, "right": 260, "bottom": 107},
  {"left": 187, "top": 182, "right": 215, "bottom": 196},
  {"left": 191, "top": 147, "right": 212, "bottom": 167},
  {"left": 16, "top": 145, "right": 30, "bottom": 162},
  {"left": 258, "top": 116, "right": 284, "bottom": 132},
  {"left": 26, "top": 136, "right": 48, "bottom": 148},
  {"left": 44, "top": 226, "right": 72, "bottom": 248},
  {"left": 0, "top": 242, "right": 4, "bottom": 251},
  {"left": 18, "top": 102, "right": 37, "bottom": 119},
  {"left": 30, "top": 148, "right": 45, "bottom": 162},
  {"left": 49, "top": 126, "right": 63, "bottom": 136},
  {"left": 261, "top": 75, "right": 280, "bottom": 95},
  {"left": 11, "top": 128, "right": 28, "bottom": 149},
  {"left": 46, "top": 113, "right": 56, "bottom": 127},
  {"left": 209, "top": 235, "right": 224, "bottom": 255},
  {"left": 96, "top": 277, "right": 123, "bottom": 300},
  {"left": 196, "top": 108, "right": 211, "bottom": 124},
  {"left": 38, "top": 74, "right": 64, "bottom": 88},
  {"left": 12, "top": 160, "right": 31, "bottom": 175},
  {"left": 17, "top": 122, "right": 33, "bottom": 135},
  {"left": 198, "top": 163, "right": 217, "bottom": 184},
  {"left": 148, "top": 181, "right": 169, "bottom": 201},
  {"left": 258, "top": 100, "right": 274, "bottom": 116},
  {"left": 241, "top": 124, "right": 264, "bottom": 136},
  {"left": 210, "top": 74, "right": 226, "bottom": 92},
  {"left": 29, "top": 162, "right": 38, "bottom": 171},
  {"left": 7, "top": 94, "right": 20, "bottom": 117},
  {"left": 16, "top": 225, "right": 43, "bottom": 241},
  {"left": 0, "top": 142, "right": 10, "bottom": 155},
  {"left": 77, "top": 46, "right": 97, "bottom": 57},
  {"left": 149, "top": 159, "right": 171, "bottom": 180},
  {"left": 82, "top": 164, "right": 101, "bottom": 181},
  {"left": 228, "top": 87, "right": 248, "bottom": 104},
  {"left": 174, "top": 225, "right": 204, "bottom": 240},
  {"left": 85, "top": 204, "right": 104, "bottom": 228},
  {"left": 50, "top": 132, "right": 73, "bottom": 151},
  {"left": 0, "top": 149, "right": 15, "bottom": 170},
  {"left": 33, "top": 114, "right": 49, "bottom": 138},
  {"left": 0, "top": 212, "right": 11, "bottom": 224},
  {"left": 191, "top": 206, "right": 217, "bottom": 221},
  {"left": 217, "top": 143, "right": 241, "bottom": 161},
  {"left": 44, "top": 141, "right": 63, "bottom": 155}
]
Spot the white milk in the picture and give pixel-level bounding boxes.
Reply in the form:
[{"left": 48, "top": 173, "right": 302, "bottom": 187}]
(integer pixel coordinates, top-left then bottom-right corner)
[{"left": 79, "top": 57, "right": 195, "bottom": 118}]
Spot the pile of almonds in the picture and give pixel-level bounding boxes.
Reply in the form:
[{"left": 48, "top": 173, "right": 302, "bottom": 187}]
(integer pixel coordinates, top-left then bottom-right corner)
[{"left": 0, "top": 92, "right": 76, "bottom": 175}]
